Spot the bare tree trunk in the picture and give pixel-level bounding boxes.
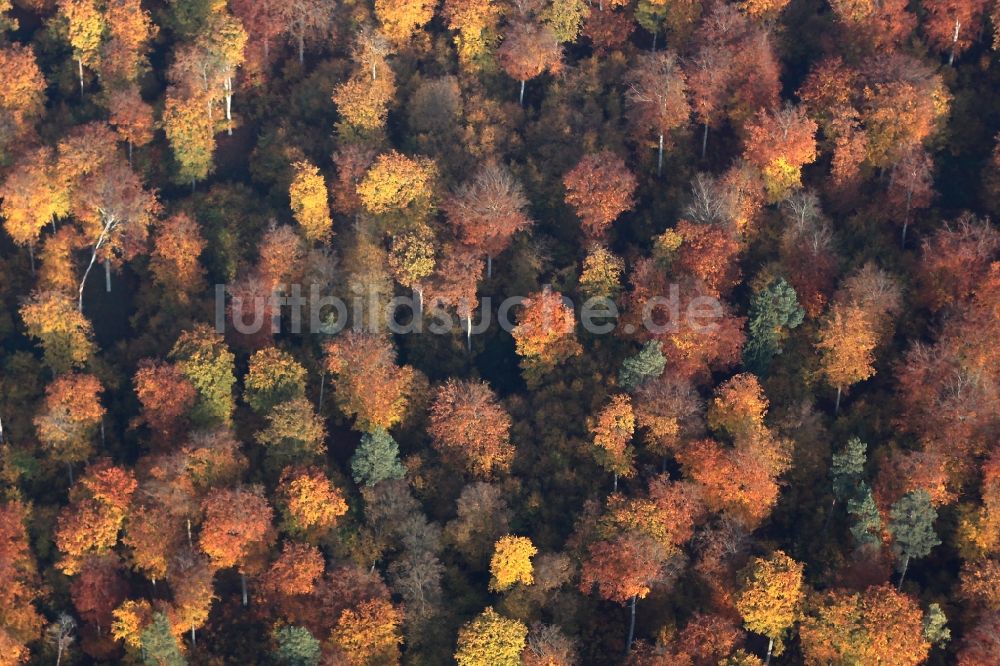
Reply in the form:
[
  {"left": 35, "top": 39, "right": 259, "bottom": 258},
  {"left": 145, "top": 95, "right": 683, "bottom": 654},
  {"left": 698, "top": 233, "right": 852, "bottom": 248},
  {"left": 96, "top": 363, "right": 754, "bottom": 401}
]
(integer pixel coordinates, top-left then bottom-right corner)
[
  {"left": 105, "top": 258, "right": 111, "bottom": 292},
  {"left": 765, "top": 637, "right": 774, "bottom": 666},
  {"left": 901, "top": 186, "right": 913, "bottom": 248},
  {"left": 79, "top": 221, "right": 113, "bottom": 313},
  {"left": 487, "top": 254, "right": 493, "bottom": 278},
  {"left": 898, "top": 554, "right": 910, "bottom": 589},
  {"left": 949, "top": 21, "right": 960, "bottom": 66},
  {"left": 625, "top": 595, "right": 637, "bottom": 655},
  {"left": 519, "top": 80, "right": 526, "bottom": 106},
  {"left": 835, "top": 386, "right": 842, "bottom": 414},
  {"left": 187, "top": 519, "right": 192, "bottom": 548},
  {"left": 67, "top": 462, "right": 74, "bottom": 485},
  {"left": 651, "top": 32, "right": 657, "bottom": 52},
  {"left": 241, "top": 573, "right": 248, "bottom": 607},
  {"left": 318, "top": 370, "right": 326, "bottom": 410},
  {"left": 225, "top": 75, "right": 233, "bottom": 136},
  {"left": 299, "top": 31, "right": 305, "bottom": 64},
  {"left": 128, "top": 139, "right": 133, "bottom": 166},
  {"left": 191, "top": 625, "right": 196, "bottom": 646},
  {"left": 822, "top": 497, "right": 837, "bottom": 534},
  {"left": 613, "top": 472, "right": 618, "bottom": 492},
  {"left": 78, "top": 58, "right": 84, "bottom": 95},
  {"left": 466, "top": 317, "right": 472, "bottom": 351},
  {"left": 701, "top": 123, "right": 709, "bottom": 159},
  {"left": 657, "top": 134, "right": 664, "bottom": 177}
]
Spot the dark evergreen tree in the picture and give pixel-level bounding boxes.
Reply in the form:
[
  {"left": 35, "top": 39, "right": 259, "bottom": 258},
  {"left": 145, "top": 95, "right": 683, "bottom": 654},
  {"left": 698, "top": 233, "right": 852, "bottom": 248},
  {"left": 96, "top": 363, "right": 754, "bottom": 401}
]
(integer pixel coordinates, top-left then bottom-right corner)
[
  {"left": 619, "top": 340, "right": 667, "bottom": 390},
  {"left": 742, "top": 278, "right": 805, "bottom": 376},
  {"left": 890, "top": 490, "right": 941, "bottom": 588}
]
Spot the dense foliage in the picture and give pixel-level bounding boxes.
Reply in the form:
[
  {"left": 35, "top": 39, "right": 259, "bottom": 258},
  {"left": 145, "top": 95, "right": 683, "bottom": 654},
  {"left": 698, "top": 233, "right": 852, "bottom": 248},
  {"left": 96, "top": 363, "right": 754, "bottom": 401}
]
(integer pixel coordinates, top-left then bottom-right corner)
[{"left": 0, "top": 0, "right": 998, "bottom": 664}]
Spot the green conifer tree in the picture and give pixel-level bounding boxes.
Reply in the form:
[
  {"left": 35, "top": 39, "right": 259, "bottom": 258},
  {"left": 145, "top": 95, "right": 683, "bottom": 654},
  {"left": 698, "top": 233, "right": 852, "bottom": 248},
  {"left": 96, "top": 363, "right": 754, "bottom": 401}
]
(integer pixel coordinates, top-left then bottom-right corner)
[
  {"left": 890, "top": 490, "right": 940, "bottom": 588},
  {"left": 743, "top": 278, "right": 804, "bottom": 376},
  {"left": 619, "top": 340, "right": 666, "bottom": 390},
  {"left": 351, "top": 427, "right": 406, "bottom": 486}
]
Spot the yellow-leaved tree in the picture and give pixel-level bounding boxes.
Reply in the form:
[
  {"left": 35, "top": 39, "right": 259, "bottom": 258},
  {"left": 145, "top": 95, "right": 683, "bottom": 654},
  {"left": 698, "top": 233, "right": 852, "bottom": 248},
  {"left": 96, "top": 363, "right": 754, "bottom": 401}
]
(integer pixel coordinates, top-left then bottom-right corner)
[
  {"left": 289, "top": 160, "right": 333, "bottom": 243},
  {"left": 735, "top": 550, "right": 806, "bottom": 664},
  {"left": 455, "top": 607, "right": 528, "bottom": 666},
  {"left": 489, "top": 536, "right": 537, "bottom": 591}
]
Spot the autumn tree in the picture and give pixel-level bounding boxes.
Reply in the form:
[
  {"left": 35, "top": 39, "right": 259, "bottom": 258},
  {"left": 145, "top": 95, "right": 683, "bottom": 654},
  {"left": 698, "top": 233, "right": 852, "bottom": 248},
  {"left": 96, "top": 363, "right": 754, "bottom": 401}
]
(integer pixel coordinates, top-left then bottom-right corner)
[
  {"left": 627, "top": 51, "right": 690, "bottom": 176},
  {"left": 163, "top": 92, "right": 216, "bottom": 185},
  {"left": 149, "top": 212, "right": 207, "bottom": 302},
  {"left": 498, "top": 21, "right": 562, "bottom": 105},
  {"left": 260, "top": 541, "right": 324, "bottom": 600},
  {"left": 887, "top": 146, "right": 934, "bottom": 247},
  {"left": 35, "top": 373, "right": 105, "bottom": 473},
  {"left": 169, "top": 324, "right": 236, "bottom": 427},
  {"left": 489, "top": 536, "right": 537, "bottom": 591},
  {"left": 815, "top": 303, "right": 877, "bottom": 412},
  {"left": 429, "top": 379, "right": 514, "bottom": 479},
  {"left": 276, "top": 466, "right": 348, "bottom": 540},
  {"left": 101, "top": 0, "right": 157, "bottom": 86},
  {"left": 687, "top": 3, "right": 780, "bottom": 157},
  {"left": 512, "top": 289, "right": 581, "bottom": 382},
  {"left": 330, "top": 597, "right": 404, "bottom": 665},
  {"left": 243, "top": 347, "right": 307, "bottom": 414},
  {"left": 332, "top": 39, "right": 396, "bottom": 135},
  {"left": 65, "top": 147, "right": 159, "bottom": 310},
  {"left": 0, "top": 44, "right": 46, "bottom": 158},
  {"left": 132, "top": 360, "right": 196, "bottom": 446},
  {"left": 71, "top": 554, "right": 128, "bottom": 636},
  {"left": 199, "top": 486, "right": 274, "bottom": 606},
  {"left": 735, "top": 551, "right": 805, "bottom": 664},
  {"left": 252, "top": 399, "right": 324, "bottom": 471},
  {"left": 442, "top": 0, "right": 502, "bottom": 64},
  {"left": 289, "top": 160, "right": 333, "bottom": 243},
  {"left": 20, "top": 291, "right": 96, "bottom": 374},
  {"left": 924, "top": 0, "right": 990, "bottom": 64},
  {"left": 579, "top": 244, "right": 625, "bottom": 301},
  {"left": 563, "top": 152, "right": 638, "bottom": 240},
  {"left": 55, "top": 461, "right": 136, "bottom": 574},
  {"left": 325, "top": 332, "right": 414, "bottom": 432},
  {"left": 743, "top": 105, "right": 818, "bottom": 203},
  {"left": 282, "top": 0, "right": 337, "bottom": 64},
  {"left": 356, "top": 151, "right": 436, "bottom": 226},
  {"left": 1, "top": 147, "right": 68, "bottom": 259},
  {"left": 455, "top": 607, "right": 528, "bottom": 666},
  {"left": 0, "top": 501, "right": 44, "bottom": 664},
  {"left": 168, "top": 10, "right": 247, "bottom": 134},
  {"left": 633, "top": 373, "right": 702, "bottom": 456},
  {"left": 579, "top": 533, "right": 665, "bottom": 652},
  {"left": 57, "top": 0, "right": 105, "bottom": 94},
  {"left": 375, "top": 0, "right": 434, "bottom": 45},
  {"left": 800, "top": 585, "right": 930, "bottom": 665},
  {"left": 589, "top": 394, "right": 636, "bottom": 489},
  {"left": 443, "top": 162, "right": 531, "bottom": 276}
]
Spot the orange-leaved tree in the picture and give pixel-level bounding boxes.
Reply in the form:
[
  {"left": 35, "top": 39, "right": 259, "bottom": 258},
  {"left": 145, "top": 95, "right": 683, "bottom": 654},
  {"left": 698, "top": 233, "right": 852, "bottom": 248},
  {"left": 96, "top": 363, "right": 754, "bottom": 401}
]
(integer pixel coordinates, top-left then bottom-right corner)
[
  {"left": 429, "top": 379, "right": 514, "bottom": 479},
  {"left": 563, "top": 152, "right": 638, "bottom": 240}
]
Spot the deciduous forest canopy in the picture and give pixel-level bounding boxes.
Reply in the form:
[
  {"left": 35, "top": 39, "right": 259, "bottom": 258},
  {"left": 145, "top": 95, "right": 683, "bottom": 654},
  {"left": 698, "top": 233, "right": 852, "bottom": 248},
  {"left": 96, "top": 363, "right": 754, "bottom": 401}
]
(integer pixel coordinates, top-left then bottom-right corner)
[{"left": 0, "top": 0, "right": 998, "bottom": 664}]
